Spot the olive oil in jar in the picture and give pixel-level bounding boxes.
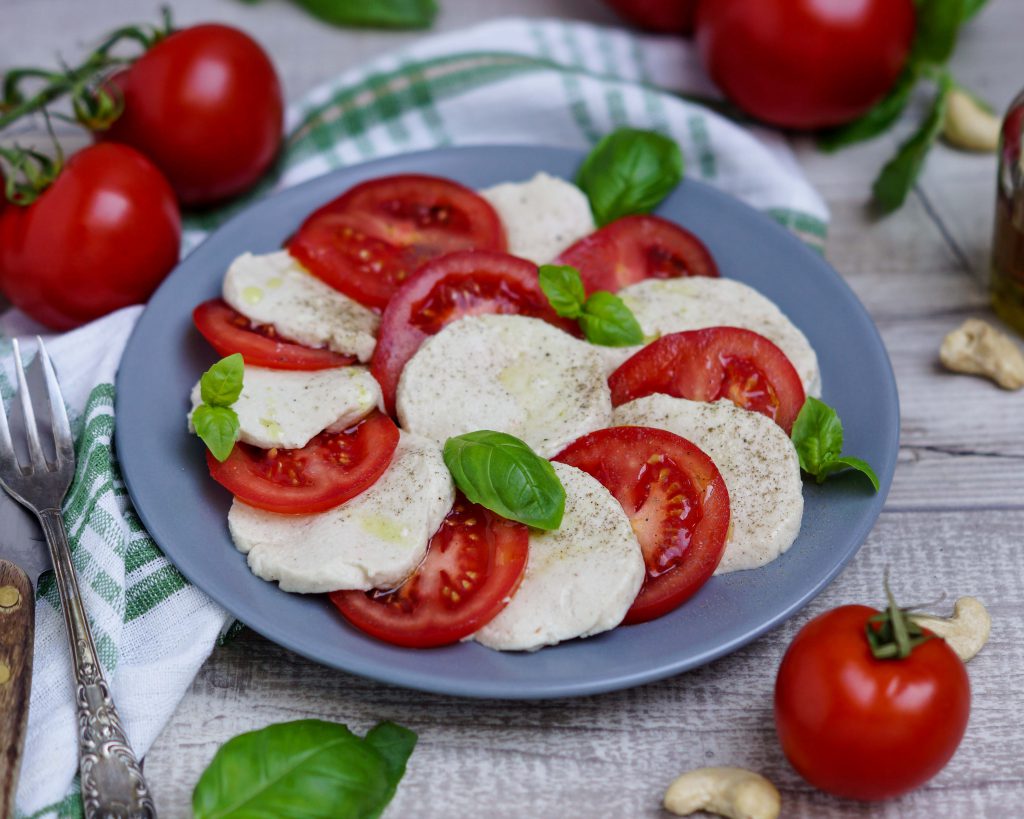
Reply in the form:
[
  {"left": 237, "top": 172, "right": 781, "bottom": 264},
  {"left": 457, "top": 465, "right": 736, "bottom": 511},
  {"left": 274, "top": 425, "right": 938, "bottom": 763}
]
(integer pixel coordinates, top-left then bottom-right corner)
[{"left": 991, "top": 91, "right": 1024, "bottom": 332}]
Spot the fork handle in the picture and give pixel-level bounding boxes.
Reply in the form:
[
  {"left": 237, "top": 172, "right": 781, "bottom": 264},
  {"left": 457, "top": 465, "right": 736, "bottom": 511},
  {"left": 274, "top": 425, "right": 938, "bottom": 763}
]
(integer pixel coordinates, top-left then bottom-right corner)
[{"left": 39, "top": 509, "right": 156, "bottom": 819}]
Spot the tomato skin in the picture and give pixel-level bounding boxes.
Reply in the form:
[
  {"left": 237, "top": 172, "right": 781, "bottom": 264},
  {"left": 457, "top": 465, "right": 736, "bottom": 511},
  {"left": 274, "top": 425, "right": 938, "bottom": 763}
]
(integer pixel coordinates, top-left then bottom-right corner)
[
  {"left": 604, "top": 0, "right": 696, "bottom": 34},
  {"left": 102, "top": 24, "right": 283, "bottom": 205},
  {"left": 0, "top": 143, "right": 180, "bottom": 330},
  {"left": 696, "top": 0, "right": 916, "bottom": 129},
  {"left": 775, "top": 605, "right": 970, "bottom": 801}
]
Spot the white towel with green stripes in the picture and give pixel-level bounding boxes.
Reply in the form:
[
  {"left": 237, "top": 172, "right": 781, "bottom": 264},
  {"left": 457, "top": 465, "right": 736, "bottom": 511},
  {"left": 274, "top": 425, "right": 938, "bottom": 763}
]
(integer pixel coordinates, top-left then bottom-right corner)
[{"left": 13, "top": 16, "right": 827, "bottom": 817}]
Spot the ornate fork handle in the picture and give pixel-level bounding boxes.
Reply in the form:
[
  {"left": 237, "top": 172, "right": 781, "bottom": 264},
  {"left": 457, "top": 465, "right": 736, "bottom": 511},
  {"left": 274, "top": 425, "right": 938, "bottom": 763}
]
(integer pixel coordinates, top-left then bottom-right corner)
[{"left": 39, "top": 509, "right": 156, "bottom": 818}]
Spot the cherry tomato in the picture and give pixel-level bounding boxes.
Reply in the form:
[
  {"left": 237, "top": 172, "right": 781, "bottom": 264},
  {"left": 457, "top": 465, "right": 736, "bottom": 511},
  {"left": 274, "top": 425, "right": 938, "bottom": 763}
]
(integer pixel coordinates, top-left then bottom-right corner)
[
  {"left": 556, "top": 215, "right": 718, "bottom": 295},
  {"left": 695, "top": 0, "right": 916, "bottom": 129},
  {"left": 288, "top": 174, "right": 507, "bottom": 310},
  {"left": 608, "top": 327, "right": 806, "bottom": 432},
  {"left": 207, "top": 411, "right": 399, "bottom": 514},
  {"left": 554, "top": 426, "right": 729, "bottom": 624},
  {"left": 371, "top": 250, "right": 572, "bottom": 414},
  {"left": 0, "top": 143, "right": 180, "bottom": 330},
  {"left": 603, "top": 0, "right": 697, "bottom": 34},
  {"left": 193, "top": 298, "right": 355, "bottom": 370},
  {"left": 775, "top": 605, "right": 970, "bottom": 800},
  {"left": 102, "top": 24, "right": 283, "bottom": 205},
  {"left": 331, "top": 495, "right": 529, "bottom": 648}
]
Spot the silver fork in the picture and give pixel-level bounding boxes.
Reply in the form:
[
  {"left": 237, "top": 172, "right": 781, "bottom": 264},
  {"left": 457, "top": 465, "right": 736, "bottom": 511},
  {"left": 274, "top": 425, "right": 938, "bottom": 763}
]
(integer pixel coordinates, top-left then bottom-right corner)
[{"left": 0, "top": 339, "right": 155, "bottom": 818}]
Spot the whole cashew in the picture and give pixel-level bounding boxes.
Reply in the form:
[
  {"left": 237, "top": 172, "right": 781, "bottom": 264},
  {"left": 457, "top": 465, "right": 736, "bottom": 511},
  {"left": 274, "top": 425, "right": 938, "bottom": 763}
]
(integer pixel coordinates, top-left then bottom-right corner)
[
  {"left": 911, "top": 596, "right": 991, "bottom": 662},
  {"left": 943, "top": 88, "right": 1001, "bottom": 153},
  {"left": 940, "top": 319, "right": 1024, "bottom": 390},
  {"left": 663, "top": 767, "right": 780, "bottom": 819}
]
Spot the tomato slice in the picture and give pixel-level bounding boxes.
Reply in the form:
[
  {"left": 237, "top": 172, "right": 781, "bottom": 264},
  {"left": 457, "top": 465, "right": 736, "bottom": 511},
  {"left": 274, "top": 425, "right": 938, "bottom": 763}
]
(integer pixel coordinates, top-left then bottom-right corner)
[
  {"left": 557, "top": 214, "right": 718, "bottom": 294},
  {"left": 370, "top": 250, "right": 574, "bottom": 414},
  {"left": 609, "top": 327, "right": 807, "bottom": 433},
  {"left": 554, "top": 426, "right": 730, "bottom": 624},
  {"left": 206, "top": 410, "right": 399, "bottom": 514},
  {"left": 288, "top": 174, "right": 507, "bottom": 310},
  {"left": 330, "top": 494, "right": 529, "bottom": 648}
]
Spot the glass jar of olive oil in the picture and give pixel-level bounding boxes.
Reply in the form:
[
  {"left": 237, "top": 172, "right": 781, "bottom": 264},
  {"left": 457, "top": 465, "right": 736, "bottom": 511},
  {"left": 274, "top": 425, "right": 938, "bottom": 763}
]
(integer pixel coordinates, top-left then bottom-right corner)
[{"left": 991, "top": 90, "right": 1024, "bottom": 332}]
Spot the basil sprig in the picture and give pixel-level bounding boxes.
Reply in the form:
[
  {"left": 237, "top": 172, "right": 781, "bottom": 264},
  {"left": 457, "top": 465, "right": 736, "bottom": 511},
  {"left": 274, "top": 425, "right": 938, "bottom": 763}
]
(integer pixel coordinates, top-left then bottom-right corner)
[
  {"left": 443, "top": 431, "right": 566, "bottom": 530},
  {"left": 791, "top": 397, "right": 879, "bottom": 491},
  {"left": 577, "top": 128, "right": 684, "bottom": 226},
  {"left": 291, "top": 0, "right": 437, "bottom": 29},
  {"left": 193, "top": 354, "right": 243, "bottom": 462},
  {"left": 192, "top": 719, "right": 416, "bottom": 819},
  {"left": 539, "top": 264, "right": 643, "bottom": 347}
]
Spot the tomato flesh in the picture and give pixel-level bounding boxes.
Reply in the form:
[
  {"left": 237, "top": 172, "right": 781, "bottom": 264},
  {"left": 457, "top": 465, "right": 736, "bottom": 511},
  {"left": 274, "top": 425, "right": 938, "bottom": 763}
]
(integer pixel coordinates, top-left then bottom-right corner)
[
  {"left": 608, "top": 327, "right": 806, "bottom": 433},
  {"left": 331, "top": 495, "right": 529, "bottom": 647},
  {"left": 193, "top": 298, "right": 355, "bottom": 370},
  {"left": 554, "top": 426, "right": 730, "bottom": 624},
  {"left": 775, "top": 605, "right": 970, "bottom": 800},
  {"left": 556, "top": 214, "right": 718, "bottom": 295},
  {"left": 206, "top": 411, "right": 399, "bottom": 514}
]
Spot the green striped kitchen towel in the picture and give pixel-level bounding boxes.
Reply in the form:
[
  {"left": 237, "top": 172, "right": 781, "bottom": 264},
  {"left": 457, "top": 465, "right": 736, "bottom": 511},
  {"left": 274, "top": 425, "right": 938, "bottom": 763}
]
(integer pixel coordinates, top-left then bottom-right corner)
[{"left": 11, "top": 17, "right": 827, "bottom": 817}]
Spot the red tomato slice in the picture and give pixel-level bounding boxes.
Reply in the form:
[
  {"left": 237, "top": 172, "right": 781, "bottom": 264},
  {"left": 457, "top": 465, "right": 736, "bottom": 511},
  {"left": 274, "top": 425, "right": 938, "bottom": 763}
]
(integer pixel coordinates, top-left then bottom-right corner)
[
  {"left": 370, "top": 250, "right": 573, "bottom": 414},
  {"left": 609, "top": 327, "right": 807, "bottom": 433},
  {"left": 206, "top": 411, "right": 399, "bottom": 514},
  {"left": 330, "top": 495, "right": 529, "bottom": 648},
  {"left": 288, "top": 174, "right": 507, "bottom": 310},
  {"left": 193, "top": 298, "right": 355, "bottom": 370},
  {"left": 557, "top": 214, "right": 718, "bottom": 294},
  {"left": 554, "top": 426, "right": 730, "bottom": 624}
]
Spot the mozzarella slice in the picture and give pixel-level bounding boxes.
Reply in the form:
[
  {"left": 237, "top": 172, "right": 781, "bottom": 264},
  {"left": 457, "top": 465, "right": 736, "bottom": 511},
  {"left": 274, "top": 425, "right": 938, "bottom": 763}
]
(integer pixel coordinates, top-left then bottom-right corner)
[
  {"left": 613, "top": 394, "right": 803, "bottom": 573},
  {"left": 479, "top": 172, "right": 596, "bottom": 264},
  {"left": 189, "top": 365, "right": 382, "bottom": 450},
  {"left": 228, "top": 432, "right": 455, "bottom": 593},
  {"left": 397, "top": 315, "right": 612, "bottom": 458},
  {"left": 223, "top": 251, "right": 379, "bottom": 362},
  {"left": 605, "top": 278, "right": 821, "bottom": 396},
  {"left": 473, "top": 462, "right": 645, "bottom": 651}
]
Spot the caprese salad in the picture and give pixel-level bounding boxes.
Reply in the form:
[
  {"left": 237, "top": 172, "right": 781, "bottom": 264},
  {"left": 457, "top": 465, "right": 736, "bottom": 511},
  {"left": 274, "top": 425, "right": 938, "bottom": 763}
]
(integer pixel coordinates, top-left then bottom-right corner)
[{"left": 186, "top": 129, "right": 878, "bottom": 651}]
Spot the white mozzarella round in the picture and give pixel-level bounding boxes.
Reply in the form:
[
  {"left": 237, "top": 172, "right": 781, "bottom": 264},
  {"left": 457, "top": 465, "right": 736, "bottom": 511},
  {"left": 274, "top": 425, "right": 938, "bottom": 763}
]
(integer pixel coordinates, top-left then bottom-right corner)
[
  {"left": 605, "top": 277, "right": 821, "bottom": 396},
  {"left": 223, "top": 250, "right": 379, "bottom": 362},
  {"left": 189, "top": 365, "right": 382, "bottom": 450},
  {"left": 613, "top": 394, "right": 803, "bottom": 573},
  {"left": 472, "top": 462, "right": 645, "bottom": 651},
  {"left": 228, "top": 432, "right": 455, "bottom": 593},
  {"left": 397, "top": 315, "right": 612, "bottom": 459},
  {"left": 479, "top": 172, "right": 596, "bottom": 265}
]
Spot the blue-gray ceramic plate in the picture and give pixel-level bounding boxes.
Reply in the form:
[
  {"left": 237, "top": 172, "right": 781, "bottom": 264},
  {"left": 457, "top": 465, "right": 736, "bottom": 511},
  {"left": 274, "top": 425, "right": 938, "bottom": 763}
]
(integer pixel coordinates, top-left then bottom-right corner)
[{"left": 116, "top": 146, "right": 899, "bottom": 699}]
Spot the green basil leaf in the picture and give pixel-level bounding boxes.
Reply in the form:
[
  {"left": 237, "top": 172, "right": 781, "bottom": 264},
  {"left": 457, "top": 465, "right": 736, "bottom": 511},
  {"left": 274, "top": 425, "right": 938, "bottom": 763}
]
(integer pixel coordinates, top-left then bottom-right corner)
[
  {"left": 200, "top": 353, "right": 244, "bottom": 407},
  {"left": 962, "top": 0, "right": 989, "bottom": 19},
  {"left": 192, "top": 719, "right": 402, "bottom": 819},
  {"left": 911, "top": 0, "right": 966, "bottom": 65},
  {"left": 193, "top": 405, "right": 240, "bottom": 463},
  {"left": 364, "top": 722, "right": 417, "bottom": 816},
  {"left": 579, "top": 291, "right": 644, "bottom": 347},
  {"left": 818, "top": 69, "right": 918, "bottom": 152},
  {"left": 872, "top": 76, "right": 951, "bottom": 214},
  {"left": 538, "top": 264, "right": 586, "bottom": 319},
  {"left": 825, "top": 456, "right": 881, "bottom": 491},
  {"left": 790, "top": 396, "right": 844, "bottom": 477},
  {"left": 443, "top": 431, "right": 565, "bottom": 530},
  {"left": 290, "top": 0, "right": 437, "bottom": 29},
  {"left": 576, "top": 128, "right": 684, "bottom": 226}
]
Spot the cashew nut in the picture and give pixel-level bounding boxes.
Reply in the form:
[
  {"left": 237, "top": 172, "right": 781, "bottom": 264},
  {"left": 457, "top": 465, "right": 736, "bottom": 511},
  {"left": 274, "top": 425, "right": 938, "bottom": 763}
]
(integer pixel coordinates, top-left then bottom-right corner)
[
  {"left": 940, "top": 318, "right": 1024, "bottom": 390},
  {"left": 943, "top": 88, "right": 1001, "bottom": 153},
  {"left": 663, "top": 767, "right": 780, "bottom": 819},
  {"left": 911, "top": 596, "right": 991, "bottom": 662}
]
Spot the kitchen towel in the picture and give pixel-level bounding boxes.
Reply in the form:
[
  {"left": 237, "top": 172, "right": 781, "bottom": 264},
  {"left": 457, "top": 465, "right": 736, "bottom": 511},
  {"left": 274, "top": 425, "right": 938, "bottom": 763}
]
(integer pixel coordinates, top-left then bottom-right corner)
[{"left": 9, "top": 17, "right": 827, "bottom": 816}]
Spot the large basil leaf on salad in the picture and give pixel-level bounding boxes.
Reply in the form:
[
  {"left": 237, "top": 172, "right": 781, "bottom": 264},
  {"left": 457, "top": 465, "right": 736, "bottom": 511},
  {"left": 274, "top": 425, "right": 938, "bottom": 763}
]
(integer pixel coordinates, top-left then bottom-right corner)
[
  {"left": 790, "top": 397, "right": 879, "bottom": 490},
  {"left": 538, "top": 264, "right": 644, "bottom": 346}
]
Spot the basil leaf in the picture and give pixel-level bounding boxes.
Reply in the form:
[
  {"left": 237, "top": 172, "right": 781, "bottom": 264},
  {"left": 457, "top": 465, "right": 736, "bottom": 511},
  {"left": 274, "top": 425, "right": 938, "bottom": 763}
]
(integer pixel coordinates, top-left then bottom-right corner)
[
  {"left": 579, "top": 291, "right": 644, "bottom": 347},
  {"left": 364, "top": 722, "right": 417, "bottom": 816},
  {"left": 193, "top": 405, "right": 240, "bottom": 463},
  {"left": 911, "top": 0, "right": 966, "bottom": 65},
  {"left": 962, "top": 0, "right": 989, "bottom": 19},
  {"left": 192, "top": 719, "right": 415, "bottom": 819},
  {"left": 443, "top": 431, "right": 565, "bottom": 530},
  {"left": 818, "top": 69, "right": 918, "bottom": 152},
  {"left": 872, "top": 76, "right": 952, "bottom": 214},
  {"left": 290, "top": 0, "right": 437, "bottom": 29},
  {"left": 826, "top": 456, "right": 881, "bottom": 491},
  {"left": 791, "top": 398, "right": 878, "bottom": 491},
  {"left": 576, "top": 128, "right": 684, "bottom": 226},
  {"left": 538, "top": 264, "right": 586, "bottom": 319},
  {"left": 200, "top": 353, "right": 244, "bottom": 407}
]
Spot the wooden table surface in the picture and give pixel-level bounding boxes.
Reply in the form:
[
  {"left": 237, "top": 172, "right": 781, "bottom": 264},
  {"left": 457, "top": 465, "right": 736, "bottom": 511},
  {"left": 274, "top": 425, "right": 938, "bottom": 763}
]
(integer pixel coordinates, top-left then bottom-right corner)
[{"left": 8, "top": 0, "right": 1024, "bottom": 816}]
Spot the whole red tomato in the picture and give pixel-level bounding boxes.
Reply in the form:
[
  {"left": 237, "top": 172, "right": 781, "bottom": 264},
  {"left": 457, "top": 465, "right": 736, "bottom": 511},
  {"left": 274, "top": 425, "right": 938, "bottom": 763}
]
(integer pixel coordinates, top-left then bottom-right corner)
[
  {"left": 604, "top": 1, "right": 697, "bottom": 34},
  {"left": 696, "top": 0, "right": 916, "bottom": 129},
  {"left": 774, "top": 604, "right": 970, "bottom": 801},
  {"left": 0, "top": 144, "right": 180, "bottom": 330},
  {"left": 102, "top": 24, "right": 283, "bottom": 206}
]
